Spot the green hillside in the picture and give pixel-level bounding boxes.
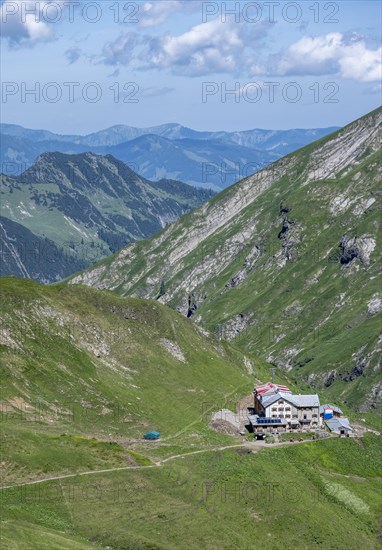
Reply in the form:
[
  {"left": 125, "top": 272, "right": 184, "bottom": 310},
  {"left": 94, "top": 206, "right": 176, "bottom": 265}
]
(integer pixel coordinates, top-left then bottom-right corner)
[
  {"left": 0, "top": 277, "right": 266, "bottom": 484},
  {"left": 0, "top": 152, "right": 213, "bottom": 282},
  {"left": 1, "top": 278, "right": 381, "bottom": 548},
  {"left": 69, "top": 107, "right": 382, "bottom": 412}
]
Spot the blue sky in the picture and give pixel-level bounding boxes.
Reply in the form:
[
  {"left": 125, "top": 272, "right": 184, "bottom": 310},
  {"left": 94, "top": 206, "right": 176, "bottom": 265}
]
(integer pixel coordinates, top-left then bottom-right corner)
[{"left": 1, "top": 0, "right": 381, "bottom": 133}]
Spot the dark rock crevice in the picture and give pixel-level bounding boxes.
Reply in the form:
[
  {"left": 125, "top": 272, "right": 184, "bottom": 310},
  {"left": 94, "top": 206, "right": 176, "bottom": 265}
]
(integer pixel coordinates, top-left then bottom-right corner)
[
  {"left": 277, "top": 205, "right": 302, "bottom": 262},
  {"left": 339, "top": 236, "right": 361, "bottom": 265},
  {"left": 337, "top": 235, "right": 375, "bottom": 267},
  {"left": 342, "top": 364, "right": 366, "bottom": 382},
  {"left": 277, "top": 218, "right": 294, "bottom": 240},
  {"left": 187, "top": 294, "right": 198, "bottom": 318},
  {"left": 324, "top": 361, "right": 367, "bottom": 387},
  {"left": 324, "top": 370, "right": 338, "bottom": 387}
]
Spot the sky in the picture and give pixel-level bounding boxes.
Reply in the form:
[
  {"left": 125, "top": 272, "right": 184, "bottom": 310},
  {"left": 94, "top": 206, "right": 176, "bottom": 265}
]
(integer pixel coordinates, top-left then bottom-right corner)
[{"left": 1, "top": 0, "right": 381, "bottom": 133}]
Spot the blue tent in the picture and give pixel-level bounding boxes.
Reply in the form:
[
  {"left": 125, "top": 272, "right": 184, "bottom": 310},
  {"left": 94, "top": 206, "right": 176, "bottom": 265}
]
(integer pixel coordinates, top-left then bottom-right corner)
[{"left": 144, "top": 431, "right": 160, "bottom": 440}]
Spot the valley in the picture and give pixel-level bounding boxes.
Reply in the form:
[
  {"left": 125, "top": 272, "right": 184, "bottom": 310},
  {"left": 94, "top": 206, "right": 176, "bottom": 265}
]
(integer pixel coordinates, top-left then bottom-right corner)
[
  {"left": 68, "top": 107, "right": 382, "bottom": 414},
  {"left": 1, "top": 110, "right": 381, "bottom": 549}
]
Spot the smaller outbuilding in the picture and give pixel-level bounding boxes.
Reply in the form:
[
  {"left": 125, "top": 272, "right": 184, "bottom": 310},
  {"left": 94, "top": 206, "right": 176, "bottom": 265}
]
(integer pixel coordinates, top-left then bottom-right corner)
[
  {"left": 320, "top": 404, "right": 343, "bottom": 420},
  {"left": 325, "top": 417, "right": 352, "bottom": 436}
]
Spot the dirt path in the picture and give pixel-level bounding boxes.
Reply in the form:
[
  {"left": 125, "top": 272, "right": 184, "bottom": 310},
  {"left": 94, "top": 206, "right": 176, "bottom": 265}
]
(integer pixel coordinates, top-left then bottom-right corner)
[
  {"left": 0, "top": 464, "right": 158, "bottom": 490},
  {"left": 0, "top": 438, "right": 321, "bottom": 491},
  {"left": 160, "top": 443, "right": 248, "bottom": 463}
]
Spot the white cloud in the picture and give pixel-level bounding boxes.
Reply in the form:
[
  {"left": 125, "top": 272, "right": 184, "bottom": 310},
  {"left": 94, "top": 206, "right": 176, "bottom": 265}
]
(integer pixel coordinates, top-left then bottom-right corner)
[
  {"left": 338, "top": 42, "right": 382, "bottom": 82},
  {"left": 1, "top": 0, "right": 76, "bottom": 47},
  {"left": 140, "top": 18, "right": 268, "bottom": 76},
  {"left": 265, "top": 32, "right": 382, "bottom": 82},
  {"left": 98, "top": 21, "right": 380, "bottom": 83},
  {"left": 98, "top": 17, "right": 268, "bottom": 76}
]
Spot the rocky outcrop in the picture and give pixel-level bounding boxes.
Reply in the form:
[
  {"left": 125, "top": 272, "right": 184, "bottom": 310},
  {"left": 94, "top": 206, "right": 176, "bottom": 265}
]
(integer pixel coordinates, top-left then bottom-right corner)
[
  {"left": 368, "top": 297, "right": 382, "bottom": 316},
  {"left": 225, "top": 245, "right": 260, "bottom": 289},
  {"left": 220, "top": 314, "right": 251, "bottom": 341},
  {"left": 283, "top": 301, "right": 303, "bottom": 318},
  {"left": 360, "top": 382, "right": 382, "bottom": 411},
  {"left": 342, "top": 364, "right": 365, "bottom": 382},
  {"left": 226, "top": 271, "right": 247, "bottom": 288},
  {"left": 277, "top": 206, "right": 302, "bottom": 263},
  {"left": 160, "top": 338, "right": 186, "bottom": 363},
  {"left": 338, "top": 235, "right": 376, "bottom": 266},
  {"left": 324, "top": 370, "right": 338, "bottom": 387},
  {"left": 323, "top": 337, "right": 381, "bottom": 406}
]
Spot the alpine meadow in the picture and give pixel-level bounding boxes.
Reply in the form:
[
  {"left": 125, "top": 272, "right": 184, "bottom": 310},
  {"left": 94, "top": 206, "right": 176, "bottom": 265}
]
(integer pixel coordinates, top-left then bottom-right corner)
[{"left": 1, "top": 2, "right": 381, "bottom": 549}]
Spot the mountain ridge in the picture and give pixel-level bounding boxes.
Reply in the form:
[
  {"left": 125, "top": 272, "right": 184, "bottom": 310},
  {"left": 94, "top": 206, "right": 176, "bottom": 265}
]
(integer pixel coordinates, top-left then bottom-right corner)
[
  {"left": 1, "top": 122, "right": 338, "bottom": 188},
  {"left": 1, "top": 121, "right": 340, "bottom": 146},
  {"left": 68, "top": 107, "right": 382, "bottom": 411},
  {"left": 0, "top": 152, "right": 213, "bottom": 282}
]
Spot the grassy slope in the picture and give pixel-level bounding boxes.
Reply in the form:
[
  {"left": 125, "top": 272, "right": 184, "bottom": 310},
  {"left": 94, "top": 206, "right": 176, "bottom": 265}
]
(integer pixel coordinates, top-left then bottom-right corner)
[
  {"left": 1, "top": 179, "right": 212, "bottom": 252},
  {"left": 0, "top": 277, "right": 273, "bottom": 483},
  {"left": 1, "top": 278, "right": 381, "bottom": 549},
  {"left": 2, "top": 435, "right": 381, "bottom": 549}
]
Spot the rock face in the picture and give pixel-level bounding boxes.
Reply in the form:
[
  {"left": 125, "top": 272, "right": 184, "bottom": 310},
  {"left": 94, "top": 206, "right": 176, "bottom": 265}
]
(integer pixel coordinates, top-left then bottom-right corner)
[
  {"left": 324, "top": 370, "right": 338, "bottom": 388},
  {"left": 0, "top": 152, "right": 213, "bottom": 282},
  {"left": 339, "top": 235, "right": 376, "bottom": 266},
  {"left": 342, "top": 365, "right": 365, "bottom": 382},
  {"left": 277, "top": 207, "right": 302, "bottom": 263},
  {"left": 220, "top": 314, "right": 251, "bottom": 341},
  {"left": 368, "top": 297, "right": 382, "bottom": 316},
  {"left": 159, "top": 339, "right": 186, "bottom": 363},
  {"left": 225, "top": 246, "right": 260, "bottom": 288},
  {"left": 69, "top": 107, "right": 382, "bottom": 409}
]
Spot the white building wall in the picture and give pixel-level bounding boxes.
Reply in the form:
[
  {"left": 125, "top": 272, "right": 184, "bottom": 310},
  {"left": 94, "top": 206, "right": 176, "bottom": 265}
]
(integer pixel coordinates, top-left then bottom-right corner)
[{"left": 263, "top": 398, "right": 320, "bottom": 428}]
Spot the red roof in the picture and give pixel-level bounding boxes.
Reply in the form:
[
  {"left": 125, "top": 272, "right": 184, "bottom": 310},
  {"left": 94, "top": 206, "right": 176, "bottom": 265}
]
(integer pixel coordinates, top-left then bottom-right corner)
[{"left": 254, "top": 382, "right": 291, "bottom": 396}]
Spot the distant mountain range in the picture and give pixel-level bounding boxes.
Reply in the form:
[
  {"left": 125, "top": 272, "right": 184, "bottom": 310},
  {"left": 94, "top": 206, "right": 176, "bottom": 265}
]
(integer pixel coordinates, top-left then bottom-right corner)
[
  {"left": 1, "top": 123, "right": 339, "bottom": 189},
  {"left": 0, "top": 152, "right": 213, "bottom": 282}
]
